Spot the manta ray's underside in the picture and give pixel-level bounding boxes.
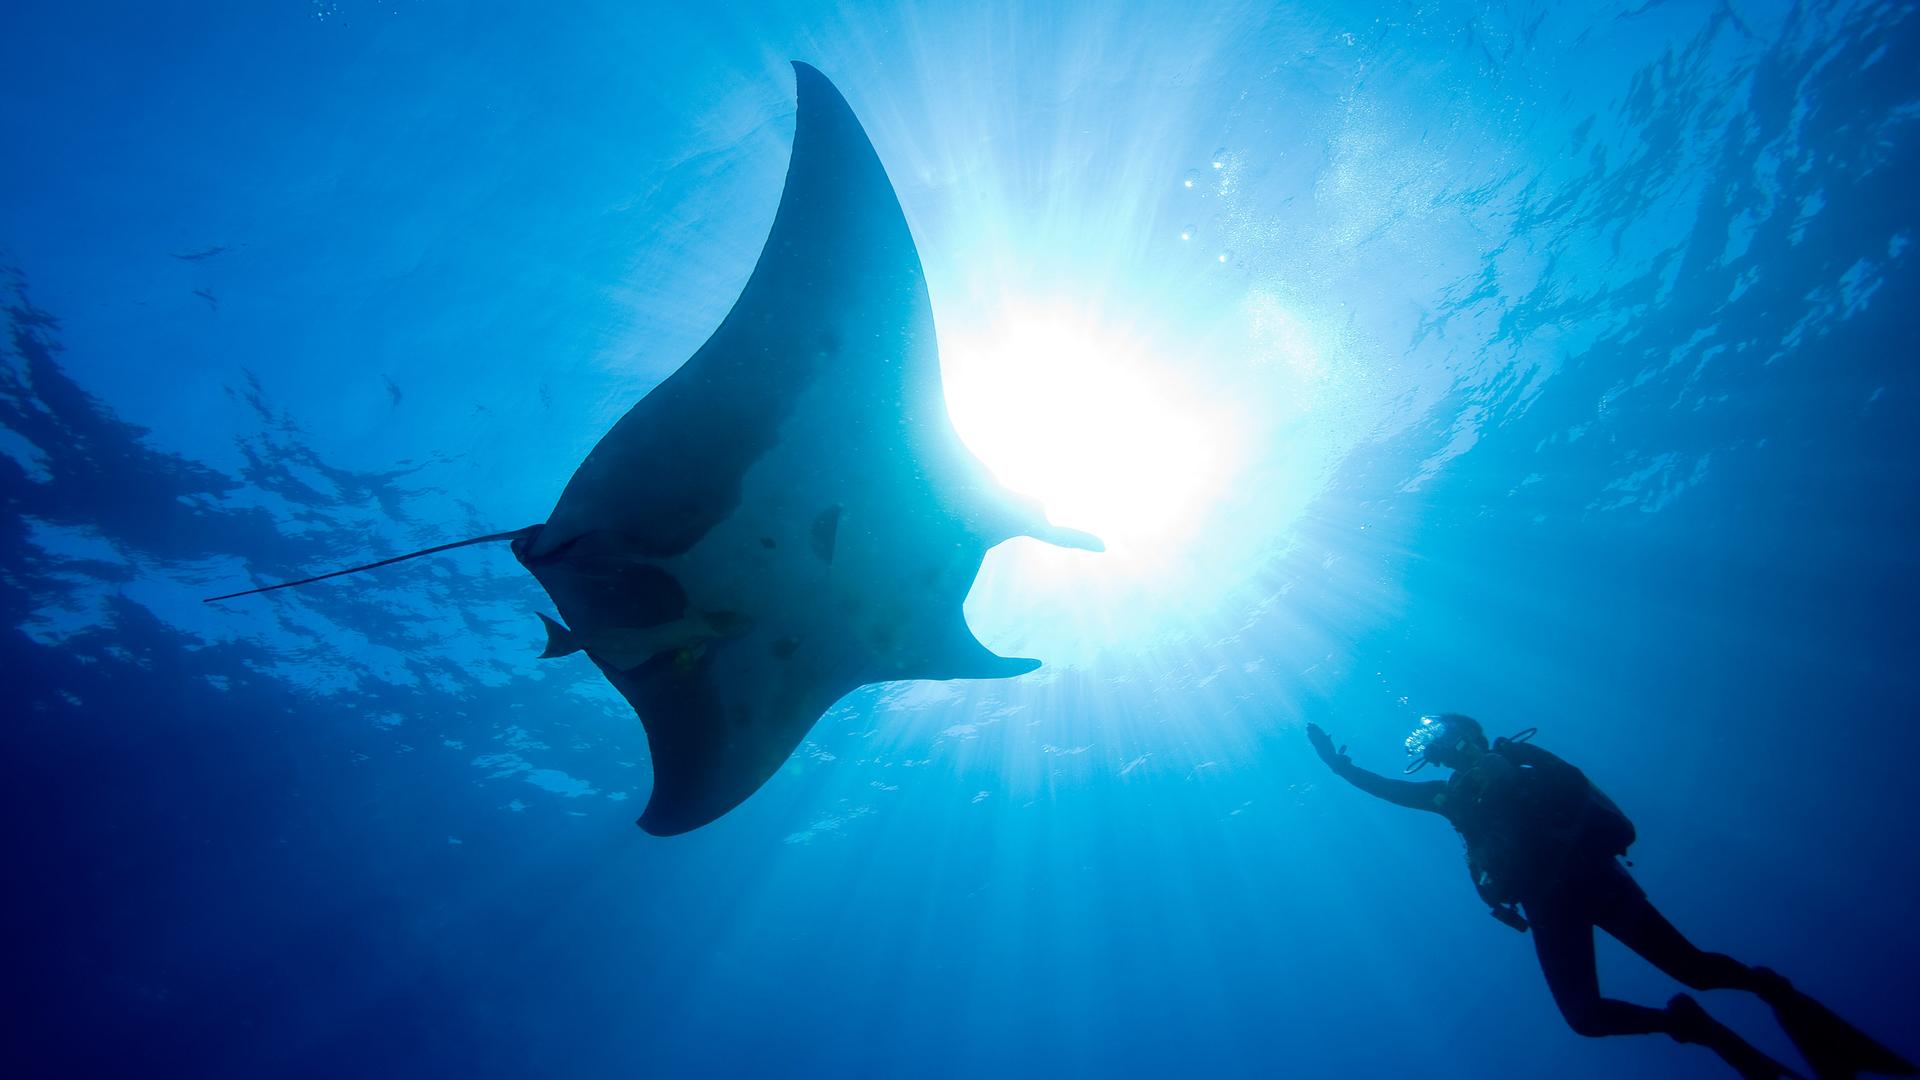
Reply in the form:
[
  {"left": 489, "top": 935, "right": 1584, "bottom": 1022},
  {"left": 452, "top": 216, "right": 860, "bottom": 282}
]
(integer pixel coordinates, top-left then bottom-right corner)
[{"left": 209, "top": 62, "right": 1099, "bottom": 835}]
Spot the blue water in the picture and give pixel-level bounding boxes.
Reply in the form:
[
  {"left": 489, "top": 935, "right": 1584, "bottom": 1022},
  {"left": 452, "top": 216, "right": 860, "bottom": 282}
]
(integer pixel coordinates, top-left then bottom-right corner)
[{"left": 5, "top": 2, "right": 1917, "bottom": 1077}]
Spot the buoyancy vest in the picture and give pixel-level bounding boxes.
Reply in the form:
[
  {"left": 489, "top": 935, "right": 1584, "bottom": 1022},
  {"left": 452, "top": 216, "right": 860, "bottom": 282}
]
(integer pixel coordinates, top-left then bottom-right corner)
[{"left": 1441, "top": 739, "right": 1636, "bottom": 907}]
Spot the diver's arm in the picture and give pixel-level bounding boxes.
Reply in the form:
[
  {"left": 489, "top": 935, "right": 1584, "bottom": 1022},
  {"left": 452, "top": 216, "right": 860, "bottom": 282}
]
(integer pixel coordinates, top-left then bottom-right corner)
[
  {"left": 1329, "top": 761, "right": 1449, "bottom": 813},
  {"left": 1306, "top": 723, "right": 1448, "bottom": 813}
]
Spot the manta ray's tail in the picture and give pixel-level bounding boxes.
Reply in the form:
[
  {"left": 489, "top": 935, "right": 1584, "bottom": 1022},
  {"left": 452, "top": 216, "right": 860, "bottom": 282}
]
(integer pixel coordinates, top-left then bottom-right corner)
[{"left": 202, "top": 525, "right": 541, "bottom": 603}]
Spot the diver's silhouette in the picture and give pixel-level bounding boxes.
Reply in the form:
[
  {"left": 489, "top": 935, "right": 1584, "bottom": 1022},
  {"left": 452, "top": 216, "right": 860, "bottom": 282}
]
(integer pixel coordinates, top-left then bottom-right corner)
[{"left": 1308, "top": 714, "right": 1916, "bottom": 1080}]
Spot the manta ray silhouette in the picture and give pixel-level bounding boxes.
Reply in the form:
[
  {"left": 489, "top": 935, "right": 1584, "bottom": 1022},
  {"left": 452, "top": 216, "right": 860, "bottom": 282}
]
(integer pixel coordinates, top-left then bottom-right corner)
[{"left": 207, "top": 62, "right": 1101, "bottom": 835}]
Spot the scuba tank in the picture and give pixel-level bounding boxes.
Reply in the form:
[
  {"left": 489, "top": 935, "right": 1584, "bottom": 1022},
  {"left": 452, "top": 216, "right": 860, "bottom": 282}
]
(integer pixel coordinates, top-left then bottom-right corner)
[{"left": 1448, "top": 727, "right": 1636, "bottom": 932}]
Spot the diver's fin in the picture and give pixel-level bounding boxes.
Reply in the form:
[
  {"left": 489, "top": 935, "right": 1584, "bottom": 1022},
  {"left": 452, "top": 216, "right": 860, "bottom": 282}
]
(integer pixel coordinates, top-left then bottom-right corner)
[
  {"left": 1755, "top": 969, "right": 1917, "bottom": 1080},
  {"left": 537, "top": 613, "right": 582, "bottom": 659},
  {"left": 203, "top": 525, "right": 542, "bottom": 602},
  {"left": 1669, "top": 994, "right": 1806, "bottom": 1080}
]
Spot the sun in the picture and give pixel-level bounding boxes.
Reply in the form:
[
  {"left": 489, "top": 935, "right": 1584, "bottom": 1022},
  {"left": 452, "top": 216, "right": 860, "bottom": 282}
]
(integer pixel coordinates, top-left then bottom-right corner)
[{"left": 939, "top": 304, "right": 1238, "bottom": 558}]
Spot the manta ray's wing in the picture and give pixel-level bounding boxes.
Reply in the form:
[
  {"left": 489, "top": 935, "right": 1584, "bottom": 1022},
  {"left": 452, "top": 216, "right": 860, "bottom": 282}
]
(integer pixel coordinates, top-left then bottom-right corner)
[
  {"left": 515, "top": 63, "right": 1098, "bottom": 836},
  {"left": 529, "top": 62, "right": 951, "bottom": 562}
]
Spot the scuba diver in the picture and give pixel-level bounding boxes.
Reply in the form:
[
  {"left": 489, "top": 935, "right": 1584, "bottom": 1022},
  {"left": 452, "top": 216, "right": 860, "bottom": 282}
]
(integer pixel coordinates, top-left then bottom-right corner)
[{"left": 1306, "top": 714, "right": 1916, "bottom": 1080}]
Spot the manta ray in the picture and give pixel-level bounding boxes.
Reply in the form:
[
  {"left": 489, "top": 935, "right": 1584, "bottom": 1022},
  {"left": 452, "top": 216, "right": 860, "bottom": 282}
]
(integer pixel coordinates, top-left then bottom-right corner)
[{"left": 208, "top": 62, "right": 1100, "bottom": 835}]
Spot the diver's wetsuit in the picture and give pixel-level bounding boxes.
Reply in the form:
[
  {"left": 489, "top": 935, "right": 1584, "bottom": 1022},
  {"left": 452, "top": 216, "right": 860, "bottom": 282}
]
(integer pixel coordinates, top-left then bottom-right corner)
[
  {"left": 1526, "top": 858, "right": 1760, "bottom": 1036},
  {"left": 1320, "top": 733, "right": 1918, "bottom": 1078},
  {"left": 1326, "top": 755, "right": 1758, "bottom": 1038}
]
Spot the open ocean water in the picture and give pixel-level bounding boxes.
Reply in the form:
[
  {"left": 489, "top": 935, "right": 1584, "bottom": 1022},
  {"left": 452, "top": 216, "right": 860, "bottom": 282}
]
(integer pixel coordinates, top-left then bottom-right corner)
[{"left": 3, "top": 1, "right": 1917, "bottom": 1077}]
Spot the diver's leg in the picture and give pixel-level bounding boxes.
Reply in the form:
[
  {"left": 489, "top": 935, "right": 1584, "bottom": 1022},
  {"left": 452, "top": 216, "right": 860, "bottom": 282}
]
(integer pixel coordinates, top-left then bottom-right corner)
[
  {"left": 1600, "top": 878, "right": 1908, "bottom": 1078},
  {"left": 1531, "top": 906, "right": 1672, "bottom": 1037},
  {"left": 1531, "top": 900, "right": 1798, "bottom": 1076},
  {"left": 1596, "top": 887, "right": 1760, "bottom": 992},
  {"left": 1666, "top": 993, "right": 1805, "bottom": 1079}
]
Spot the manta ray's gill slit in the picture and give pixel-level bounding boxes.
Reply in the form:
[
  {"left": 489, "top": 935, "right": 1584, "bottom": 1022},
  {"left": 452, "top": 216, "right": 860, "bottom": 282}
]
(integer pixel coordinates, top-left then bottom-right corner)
[{"left": 940, "top": 303, "right": 1240, "bottom": 558}]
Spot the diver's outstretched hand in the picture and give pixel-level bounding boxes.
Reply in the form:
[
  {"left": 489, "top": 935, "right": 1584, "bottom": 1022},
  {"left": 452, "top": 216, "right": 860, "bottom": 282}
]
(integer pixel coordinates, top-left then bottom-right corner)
[{"left": 1306, "top": 723, "right": 1350, "bottom": 770}]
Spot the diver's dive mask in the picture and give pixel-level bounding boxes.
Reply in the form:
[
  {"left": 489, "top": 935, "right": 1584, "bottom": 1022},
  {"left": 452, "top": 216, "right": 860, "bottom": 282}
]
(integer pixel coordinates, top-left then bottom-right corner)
[{"left": 1404, "top": 714, "right": 1477, "bottom": 773}]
